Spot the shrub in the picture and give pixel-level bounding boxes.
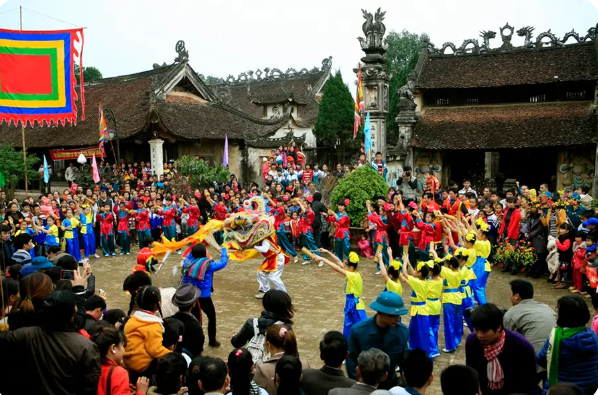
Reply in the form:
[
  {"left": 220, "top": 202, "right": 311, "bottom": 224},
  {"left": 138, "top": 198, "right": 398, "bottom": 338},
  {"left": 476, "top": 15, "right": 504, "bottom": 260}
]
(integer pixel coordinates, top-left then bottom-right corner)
[
  {"left": 175, "top": 156, "right": 230, "bottom": 190},
  {"left": 329, "top": 166, "right": 388, "bottom": 225}
]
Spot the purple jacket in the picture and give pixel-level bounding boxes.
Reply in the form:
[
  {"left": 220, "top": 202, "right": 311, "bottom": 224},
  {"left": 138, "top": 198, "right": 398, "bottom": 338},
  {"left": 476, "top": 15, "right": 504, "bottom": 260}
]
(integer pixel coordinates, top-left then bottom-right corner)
[{"left": 465, "top": 329, "right": 540, "bottom": 395}]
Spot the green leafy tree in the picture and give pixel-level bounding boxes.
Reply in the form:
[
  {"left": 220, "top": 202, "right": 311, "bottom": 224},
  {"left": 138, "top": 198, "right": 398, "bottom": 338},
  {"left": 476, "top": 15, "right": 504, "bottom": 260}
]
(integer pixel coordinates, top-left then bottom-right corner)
[
  {"left": 329, "top": 166, "right": 388, "bottom": 225},
  {"left": 74, "top": 65, "right": 103, "bottom": 82},
  {"left": 175, "top": 156, "right": 230, "bottom": 190},
  {"left": 203, "top": 75, "right": 220, "bottom": 85},
  {"left": 386, "top": 30, "right": 426, "bottom": 139},
  {"left": 313, "top": 71, "right": 354, "bottom": 163},
  {"left": 0, "top": 145, "right": 40, "bottom": 198}
]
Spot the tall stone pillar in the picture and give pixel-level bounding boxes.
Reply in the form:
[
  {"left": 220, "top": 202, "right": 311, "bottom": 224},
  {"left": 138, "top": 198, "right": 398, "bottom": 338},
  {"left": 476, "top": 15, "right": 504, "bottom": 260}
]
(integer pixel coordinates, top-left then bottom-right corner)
[
  {"left": 396, "top": 96, "right": 417, "bottom": 169},
  {"left": 356, "top": 9, "right": 391, "bottom": 161},
  {"left": 149, "top": 139, "right": 164, "bottom": 177}
]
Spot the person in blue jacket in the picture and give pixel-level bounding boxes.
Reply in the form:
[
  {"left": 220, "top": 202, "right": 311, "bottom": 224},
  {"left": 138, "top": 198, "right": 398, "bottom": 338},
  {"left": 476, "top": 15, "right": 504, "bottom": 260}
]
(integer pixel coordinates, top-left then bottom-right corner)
[
  {"left": 181, "top": 232, "right": 228, "bottom": 348},
  {"left": 537, "top": 295, "right": 598, "bottom": 394},
  {"left": 346, "top": 291, "right": 409, "bottom": 391}
]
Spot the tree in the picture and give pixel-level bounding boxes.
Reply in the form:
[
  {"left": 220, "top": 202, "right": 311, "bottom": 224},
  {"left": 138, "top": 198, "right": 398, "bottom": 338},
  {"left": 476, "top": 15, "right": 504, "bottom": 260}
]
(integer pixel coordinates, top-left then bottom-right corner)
[
  {"left": 0, "top": 145, "right": 40, "bottom": 198},
  {"left": 385, "top": 30, "right": 426, "bottom": 141},
  {"left": 313, "top": 71, "right": 355, "bottom": 164},
  {"left": 174, "top": 156, "right": 230, "bottom": 192},
  {"left": 204, "top": 75, "right": 220, "bottom": 85},
  {"left": 74, "top": 65, "right": 103, "bottom": 82},
  {"left": 329, "top": 166, "right": 388, "bottom": 225}
]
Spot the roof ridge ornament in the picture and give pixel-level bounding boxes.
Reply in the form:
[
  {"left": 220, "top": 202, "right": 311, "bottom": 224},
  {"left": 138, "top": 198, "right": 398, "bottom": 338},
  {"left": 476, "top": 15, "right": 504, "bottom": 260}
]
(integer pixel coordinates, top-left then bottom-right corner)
[
  {"left": 500, "top": 23, "right": 515, "bottom": 51},
  {"left": 207, "top": 57, "right": 332, "bottom": 86},
  {"left": 174, "top": 40, "right": 189, "bottom": 63}
]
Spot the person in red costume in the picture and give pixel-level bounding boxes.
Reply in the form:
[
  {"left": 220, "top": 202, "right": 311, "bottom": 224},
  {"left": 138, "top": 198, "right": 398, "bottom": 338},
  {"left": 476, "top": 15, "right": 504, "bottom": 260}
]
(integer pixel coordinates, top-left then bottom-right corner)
[
  {"left": 499, "top": 197, "right": 521, "bottom": 246},
  {"left": 132, "top": 236, "right": 159, "bottom": 274},
  {"left": 135, "top": 205, "right": 151, "bottom": 241},
  {"left": 366, "top": 200, "right": 390, "bottom": 271},
  {"left": 327, "top": 198, "right": 351, "bottom": 261},
  {"left": 181, "top": 196, "right": 201, "bottom": 235},
  {"left": 97, "top": 204, "right": 116, "bottom": 256}
]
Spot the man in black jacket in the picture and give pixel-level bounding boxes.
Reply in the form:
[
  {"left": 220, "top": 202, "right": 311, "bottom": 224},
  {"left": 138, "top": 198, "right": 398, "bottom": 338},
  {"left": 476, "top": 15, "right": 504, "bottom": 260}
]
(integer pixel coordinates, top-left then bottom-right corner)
[
  {"left": 0, "top": 285, "right": 100, "bottom": 395},
  {"left": 172, "top": 283, "right": 205, "bottom": 358},
  {"left": 311, "top": 192, "right": 328, "bottom": 248},
  {"left": 301, "top": 331, "right": 356, "bottom": 395}
]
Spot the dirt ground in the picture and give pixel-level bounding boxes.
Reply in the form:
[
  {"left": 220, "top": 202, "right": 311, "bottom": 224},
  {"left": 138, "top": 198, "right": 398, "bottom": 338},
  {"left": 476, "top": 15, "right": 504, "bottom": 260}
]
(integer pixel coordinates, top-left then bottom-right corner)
[{"left": 93, "top": 245, "right": 565, "bottom": 395}]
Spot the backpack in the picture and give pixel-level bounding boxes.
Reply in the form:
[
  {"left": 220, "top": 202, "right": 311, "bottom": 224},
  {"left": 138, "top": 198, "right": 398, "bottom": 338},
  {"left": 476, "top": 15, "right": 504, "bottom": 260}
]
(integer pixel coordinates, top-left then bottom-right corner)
[{"left": 247, "top": 318, "right": 283, "bottom": 364}]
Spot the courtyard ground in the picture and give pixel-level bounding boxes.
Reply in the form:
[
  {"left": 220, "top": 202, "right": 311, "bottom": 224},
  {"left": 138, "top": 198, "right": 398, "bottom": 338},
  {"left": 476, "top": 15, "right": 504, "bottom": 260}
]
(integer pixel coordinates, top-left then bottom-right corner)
[{"left": 93, "top": 246, "right": 564, "bottom": 395}]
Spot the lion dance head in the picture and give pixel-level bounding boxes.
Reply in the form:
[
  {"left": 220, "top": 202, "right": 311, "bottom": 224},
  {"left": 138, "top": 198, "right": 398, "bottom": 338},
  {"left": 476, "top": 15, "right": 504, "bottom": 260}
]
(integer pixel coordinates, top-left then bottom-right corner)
[{"left": 222, "top": 197, "right": 274, "bottom": 250}]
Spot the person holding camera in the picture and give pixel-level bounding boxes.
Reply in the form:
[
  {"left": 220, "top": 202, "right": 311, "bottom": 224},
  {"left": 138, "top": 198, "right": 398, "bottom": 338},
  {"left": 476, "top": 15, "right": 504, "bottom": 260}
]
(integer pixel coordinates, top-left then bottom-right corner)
[{"left": 397, "top": 167, "right": 418, "bottom": 202}]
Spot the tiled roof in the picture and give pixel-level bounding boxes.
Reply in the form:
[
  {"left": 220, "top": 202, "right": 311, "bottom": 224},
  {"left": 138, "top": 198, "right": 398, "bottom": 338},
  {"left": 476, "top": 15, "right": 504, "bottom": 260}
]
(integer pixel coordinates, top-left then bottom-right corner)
[
  {"left": 416, "top": 43, "right": 598, "bottom": 89},
  {"left": 156, "top": 102, "right": 288, "bottom": 140},
  {"left": 412, "top": 101, "right": 596, "bottom": 149}
]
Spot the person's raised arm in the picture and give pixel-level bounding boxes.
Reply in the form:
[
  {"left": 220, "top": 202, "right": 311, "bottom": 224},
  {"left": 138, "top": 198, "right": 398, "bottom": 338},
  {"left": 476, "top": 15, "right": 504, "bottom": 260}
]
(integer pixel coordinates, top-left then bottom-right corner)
[
  {"left": 316, "top": 255, "right": 346, "bottom": 275},
  {"left": 317, "top": 248, "right": 343, "bottom": 267}
]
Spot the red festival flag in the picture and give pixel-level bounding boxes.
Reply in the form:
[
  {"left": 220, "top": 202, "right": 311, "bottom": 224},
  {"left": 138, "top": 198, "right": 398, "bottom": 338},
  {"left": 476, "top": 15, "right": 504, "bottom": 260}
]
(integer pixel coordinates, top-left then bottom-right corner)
[
  {"left": 357, "top": 63, "right": 364, "bottom": 111},
  {"left": 0, "top": 28, "right": 85, "bottom": 127},
  {"left": 98, "top": 103, "right": 108, "bottom": 153}
]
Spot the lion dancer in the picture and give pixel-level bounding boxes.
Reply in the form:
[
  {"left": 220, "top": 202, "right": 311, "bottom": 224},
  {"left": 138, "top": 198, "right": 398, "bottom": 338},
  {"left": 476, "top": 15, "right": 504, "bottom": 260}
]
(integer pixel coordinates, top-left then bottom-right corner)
[{"left": 254, "top": 237, "right": 290, "bottom": 299}]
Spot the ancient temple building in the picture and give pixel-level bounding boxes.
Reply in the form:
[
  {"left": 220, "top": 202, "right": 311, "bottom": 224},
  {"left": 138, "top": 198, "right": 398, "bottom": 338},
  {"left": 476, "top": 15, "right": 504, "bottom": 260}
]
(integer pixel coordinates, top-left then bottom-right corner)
[
  {"left": 396, "top": 24, "right": 598, "bottom": 192},
  {"left": 0, "top": 41, "right": 330, "bottom": 183}
]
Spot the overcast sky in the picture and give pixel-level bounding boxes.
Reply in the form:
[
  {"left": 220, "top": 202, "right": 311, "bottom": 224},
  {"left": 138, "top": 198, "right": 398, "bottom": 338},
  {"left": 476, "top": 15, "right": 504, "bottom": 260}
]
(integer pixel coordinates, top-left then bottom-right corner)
[{"left": 0, "top": 0, "right": 596, "bottom": 86}]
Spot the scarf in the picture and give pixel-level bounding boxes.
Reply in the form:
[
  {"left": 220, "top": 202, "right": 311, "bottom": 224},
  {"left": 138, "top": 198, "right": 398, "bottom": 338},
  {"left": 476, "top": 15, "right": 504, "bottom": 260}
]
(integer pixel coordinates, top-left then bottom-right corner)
[
  {"left": 547, "top": 326, "right": 585, "bottom": 386},
  {"left": 483, "top": 330, "right": 506, "bottom": 390}
]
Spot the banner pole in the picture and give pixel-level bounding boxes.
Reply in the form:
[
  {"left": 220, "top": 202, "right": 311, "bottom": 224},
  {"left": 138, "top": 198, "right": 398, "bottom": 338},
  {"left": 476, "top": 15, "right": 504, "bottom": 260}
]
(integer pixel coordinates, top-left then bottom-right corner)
[{"left": 20, "top": 6, "right": 29, "bottom": 195}]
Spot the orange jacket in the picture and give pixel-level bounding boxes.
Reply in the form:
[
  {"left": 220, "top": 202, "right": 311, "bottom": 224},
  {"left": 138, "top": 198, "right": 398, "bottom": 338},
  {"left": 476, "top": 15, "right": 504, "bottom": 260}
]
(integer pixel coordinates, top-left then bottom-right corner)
[{"left": 124, "top": 311, "right": 171, "bottom": 372}]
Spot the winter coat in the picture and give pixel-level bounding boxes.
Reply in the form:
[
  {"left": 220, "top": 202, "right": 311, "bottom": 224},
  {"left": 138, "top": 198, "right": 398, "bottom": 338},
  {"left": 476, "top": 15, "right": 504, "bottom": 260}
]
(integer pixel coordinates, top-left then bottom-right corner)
[
  {"left": 124, "top": 311, "right": 171, "bottom": 372},
  {"left": 97, "top": 360, "right": 131, "bottom": 395},
  {"left": 546, "top": 236, "right": 560, "bottom": 274},
  {"left": 527, "top": 215, "right": 547, "bottom": 253},
  {"left": 0, "top": 326, "right": 101, "bottom": 395},
  {"left": 537, "top": 328, "right": 598, "bottom": 393},
  {"left": 172, "top": 311, "right": 205, "bottom": 358},
  {"left": 231, "top": 310, "right": 292, "bottom": 348}
]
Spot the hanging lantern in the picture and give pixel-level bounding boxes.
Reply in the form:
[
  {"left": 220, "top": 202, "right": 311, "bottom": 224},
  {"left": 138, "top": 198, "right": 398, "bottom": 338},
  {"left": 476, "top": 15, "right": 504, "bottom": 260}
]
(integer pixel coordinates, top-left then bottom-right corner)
[{"left": 77, "top": 152, "right": 87, "bottom": 164}]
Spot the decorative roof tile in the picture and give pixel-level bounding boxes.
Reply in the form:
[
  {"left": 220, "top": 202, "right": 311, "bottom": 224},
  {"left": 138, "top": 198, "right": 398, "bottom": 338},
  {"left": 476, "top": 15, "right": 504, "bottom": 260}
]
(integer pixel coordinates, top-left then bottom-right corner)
[{"left": 412, "top": 101, "right": 596, "bottom": 149}]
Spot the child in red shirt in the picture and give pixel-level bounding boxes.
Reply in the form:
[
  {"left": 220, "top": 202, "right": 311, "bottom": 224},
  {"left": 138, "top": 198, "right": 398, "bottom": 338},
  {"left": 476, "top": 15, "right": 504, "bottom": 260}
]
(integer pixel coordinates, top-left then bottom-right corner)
[{"left": 92, "top": 326, "right": 149, "bottom": 395}]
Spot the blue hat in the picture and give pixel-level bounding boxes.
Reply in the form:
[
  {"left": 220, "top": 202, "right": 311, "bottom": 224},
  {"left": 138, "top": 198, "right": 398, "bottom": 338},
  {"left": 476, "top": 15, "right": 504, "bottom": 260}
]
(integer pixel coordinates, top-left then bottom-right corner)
[
  {"left": 19, "top": 264, "right": 38, "bottom": 277},
  {"left": 369, "top": 291, "right": 408, "bottom": 316},
  {"left": 31, "top": 256, "right": 54, "bottom": 271},
  {"left": 583, "top": 217, "right": 598, "bottom": 227}
]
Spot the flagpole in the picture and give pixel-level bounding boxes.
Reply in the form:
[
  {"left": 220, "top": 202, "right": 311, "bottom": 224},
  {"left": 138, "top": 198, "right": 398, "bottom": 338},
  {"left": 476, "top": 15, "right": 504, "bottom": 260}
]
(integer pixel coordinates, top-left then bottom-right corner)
[{"left": 20, "top": 6, "right": 29, "bottom": 195}]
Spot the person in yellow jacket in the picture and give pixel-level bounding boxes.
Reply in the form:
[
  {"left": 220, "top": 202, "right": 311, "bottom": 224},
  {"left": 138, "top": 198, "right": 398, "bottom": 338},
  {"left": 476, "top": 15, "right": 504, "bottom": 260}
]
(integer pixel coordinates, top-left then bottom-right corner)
[
  {"left": 399, "top": 253, "right": 432, "bottom": 357},
  {"left": 379, "top": 246, "right": 403, "bottom": 296},
  {"left": 440, "top": 254, "right": 464, "bottom": 353},
  {"left": 471, "top": 221, "right": 492, "bottom": 305},
  {"left": 124, "top": 285, "right": 171, "bottom": 377},
  {"left": 427, "top": 259, "right": 443, "bottom": 358},
  {"left": 455, "top": 248, "right": 476, "bottom": 337}
]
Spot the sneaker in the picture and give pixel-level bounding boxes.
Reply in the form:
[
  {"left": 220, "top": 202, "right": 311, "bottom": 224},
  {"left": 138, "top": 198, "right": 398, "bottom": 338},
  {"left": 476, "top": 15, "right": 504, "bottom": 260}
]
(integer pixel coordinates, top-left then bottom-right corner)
[
  {"left": 126, "top": 252, "right": 130, "bottom": 255},
  {"left": 318, "top": 262, "right": 324, "bottom": 267},
  {"left": 301, "top": 261, "right": 311, "bottom": 265},
  {"left": 571, "top": 289, "right": 580, "bottom": 293},
  {"left": 255, "top": 293, "right": 265, "bottom": 299},
  {"left": 430, "top": 353, "right": 440, "bottom": 358},
  {"left": 104, "top": 254, "right": 109, "bottom": 257},
  {"left": 177, "top": 250, "right": 181, "bottom": 255},
  {"left": 375, "top": 271, "right": 381, "bottom": 275},
  {"left": 442, "top": 348, "right": 456, "bottom": 353},
  {"left": 111, "top": 253, "right": 117, "bottom": 256},
  {"left": 120, "top": 252, "right": 124, "bottom": 256},
  {"left": 294, "top": 256, "right": 298, "bottom": 264},
  {"left": 208, "top": 340, "right": 221, "bottom": 348},
  {"left": 568, "top": 286, "right": 576, "bottom": 291},
  {"left": 95, "top": 254, "right": 101, "bottom": 259}
]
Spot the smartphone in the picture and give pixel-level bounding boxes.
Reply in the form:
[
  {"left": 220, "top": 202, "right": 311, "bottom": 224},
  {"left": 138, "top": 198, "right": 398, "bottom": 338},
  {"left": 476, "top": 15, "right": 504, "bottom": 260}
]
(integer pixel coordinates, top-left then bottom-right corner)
[{"left": 60, "top": 270, "right": 75, "bottom": 280}]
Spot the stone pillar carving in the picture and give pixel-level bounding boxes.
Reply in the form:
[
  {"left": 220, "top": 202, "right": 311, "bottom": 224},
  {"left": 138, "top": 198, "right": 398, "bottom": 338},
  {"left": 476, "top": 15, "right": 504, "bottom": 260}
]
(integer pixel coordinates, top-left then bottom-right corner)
[
  {"left": 149, "top": 139, "right": 164, "bottom": 177},
  {"left": 396, "top": 96, "right": 417, "bottom": 169},
  {"left": 356, "top": 8, "right": 391, "bottom": 161}
]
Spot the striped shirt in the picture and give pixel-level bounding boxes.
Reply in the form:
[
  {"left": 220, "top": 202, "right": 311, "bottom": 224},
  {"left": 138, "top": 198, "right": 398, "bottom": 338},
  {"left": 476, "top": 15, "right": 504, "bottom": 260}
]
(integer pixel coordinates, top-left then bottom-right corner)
[{"left": 12, "top": 249, "right": 31, "bottom": 265}]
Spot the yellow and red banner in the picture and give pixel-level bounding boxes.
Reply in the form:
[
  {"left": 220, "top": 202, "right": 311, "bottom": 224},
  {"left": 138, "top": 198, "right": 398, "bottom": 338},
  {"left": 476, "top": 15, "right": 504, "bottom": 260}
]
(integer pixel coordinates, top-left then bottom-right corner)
[
  {"left": 49, "top": 146, "right": 105, "bottom": 161},
  {"left": 0, "top": 28, "right": 85, "bottom": 127}
]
